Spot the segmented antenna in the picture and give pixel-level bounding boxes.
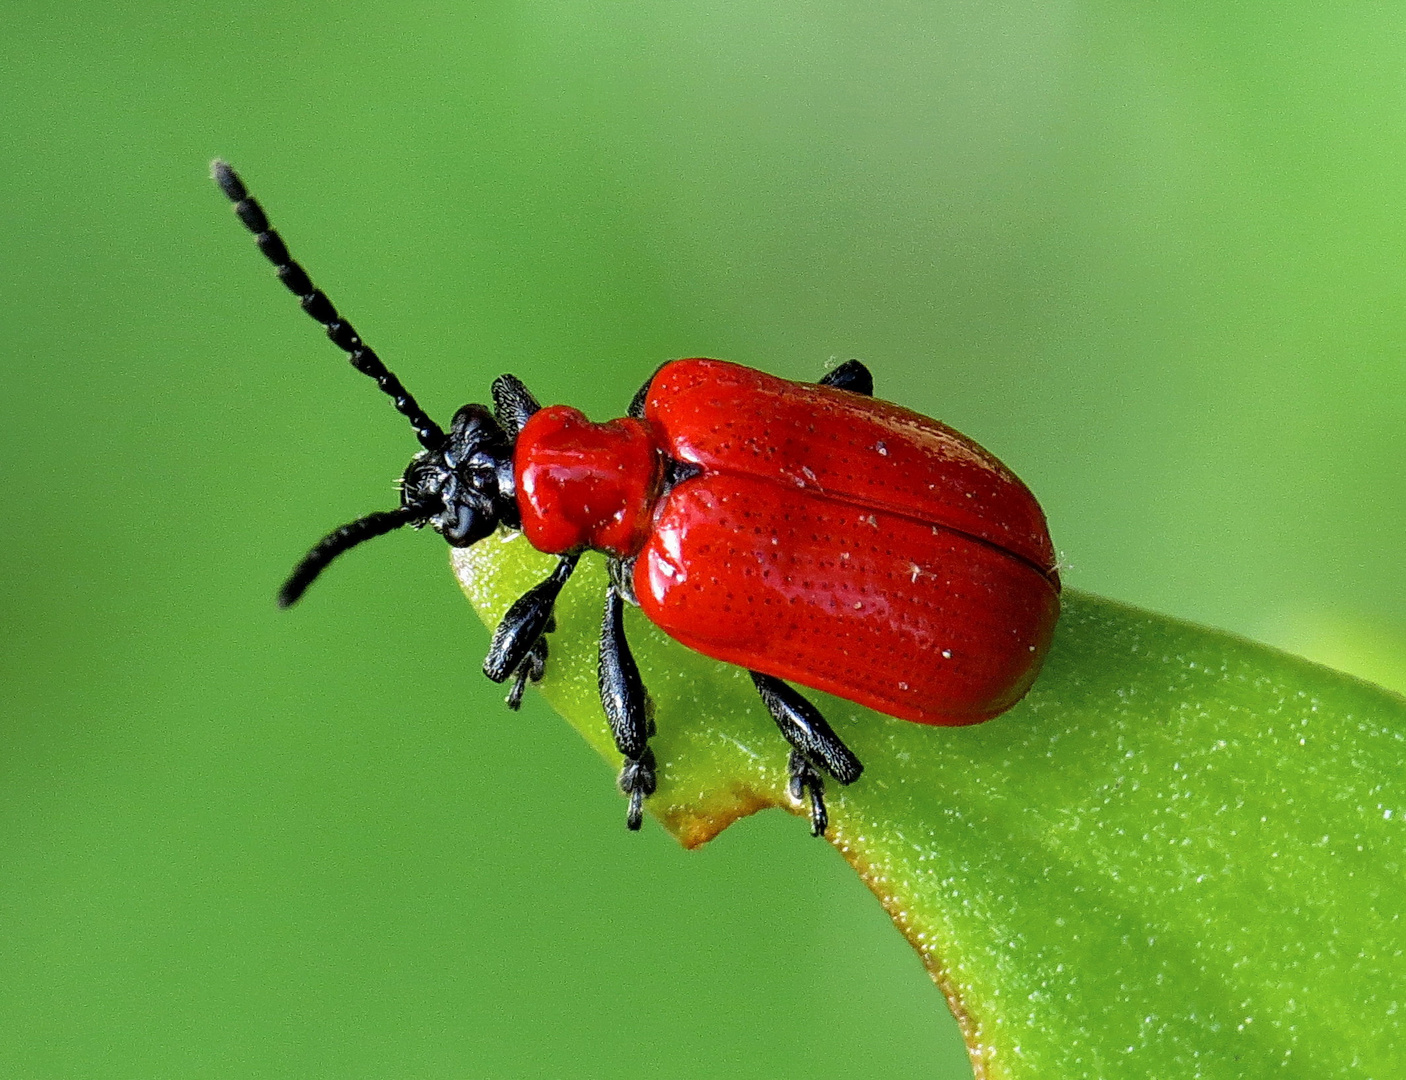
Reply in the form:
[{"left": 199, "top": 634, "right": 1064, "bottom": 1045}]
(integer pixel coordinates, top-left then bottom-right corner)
[
  {"left": 211, "top": 160, "right": 446, "bottom": 451},
  {"left": 277, "top": 505, "right": 427, "bottom": 607}
]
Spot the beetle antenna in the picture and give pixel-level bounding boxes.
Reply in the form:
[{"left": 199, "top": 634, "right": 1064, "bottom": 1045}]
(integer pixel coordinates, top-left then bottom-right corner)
[
  {"left": 278, "top": 504, "right": 431, "bottom": 608},
  {"left": 212, "top": 160, "right": 447, "bottom": 452}
]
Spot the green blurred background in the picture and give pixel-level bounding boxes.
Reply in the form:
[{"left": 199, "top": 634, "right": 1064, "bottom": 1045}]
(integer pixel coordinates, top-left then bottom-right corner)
[{"left": 4, "top": 2, "right": 1405, "bottom": 1077}]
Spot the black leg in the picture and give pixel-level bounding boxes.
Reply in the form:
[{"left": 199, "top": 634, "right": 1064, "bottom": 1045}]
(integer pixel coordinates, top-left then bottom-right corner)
[
  {"left": 618, "top": 748, "right": 658, "bottom": 832},
  {"left": 600, "top": 560, "right": 657, "bottom": 829},
  {"left": 504, "top": 625, "right": 550, "bottom": 710},
  {"left": 627, "top": 362, "right": 668, "bottom": 419},
  {"left": 482, "top": 553, "right": 579, "bottom": 683},
  {"left": 491, "top": 374, "right": 541, "bottom": 438},
  {"left": 818, "top": 359, "right": 873, "bottom": 396},
  {"left": 749, "top": 671, "right": 863, "bottom": 836},
  {"left": 788, "top": 749, "right": 829, "bottom": 837}
]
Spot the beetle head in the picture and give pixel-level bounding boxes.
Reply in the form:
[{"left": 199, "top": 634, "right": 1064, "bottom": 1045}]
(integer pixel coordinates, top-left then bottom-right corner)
[
  {"left": 278, "top": 398, "right": 526, "bottom": 608},
  {"left": 400, "top": 403, "right": 519, "bottom": 547}
]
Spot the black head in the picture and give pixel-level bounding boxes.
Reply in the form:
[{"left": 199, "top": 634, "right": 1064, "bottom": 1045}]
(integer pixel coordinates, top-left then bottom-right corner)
[
  {"left": 400, "top": 403, "right": 520, "bottom": 547},
  {"left": 276, "top": 401, "right": 524, "bottom": 608},
  {"left": 211, "top": 160, "right": 539, "bottom": 606}
]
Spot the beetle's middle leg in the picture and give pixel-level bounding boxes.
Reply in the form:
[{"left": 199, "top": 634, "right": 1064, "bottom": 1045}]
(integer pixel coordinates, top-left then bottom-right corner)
[
  {"left": 482, "top": 552, "right": 580, "bottom": 706},
  {"left": 600, "top": 557, "right": 656, "bottom": 829},
  {"left": 749, "top": 672, "right": 863, "bottom": 836}
]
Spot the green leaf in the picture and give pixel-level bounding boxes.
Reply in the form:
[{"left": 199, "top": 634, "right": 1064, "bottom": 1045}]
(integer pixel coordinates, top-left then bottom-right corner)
[{"left": 453, "top": 534, "right": 1406, "bottom": 1078}]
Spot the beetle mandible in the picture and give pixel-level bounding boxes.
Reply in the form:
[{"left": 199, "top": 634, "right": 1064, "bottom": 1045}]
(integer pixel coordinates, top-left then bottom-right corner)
[{"left": 213, "top": 161, "right": 1061, "bottom": 837}]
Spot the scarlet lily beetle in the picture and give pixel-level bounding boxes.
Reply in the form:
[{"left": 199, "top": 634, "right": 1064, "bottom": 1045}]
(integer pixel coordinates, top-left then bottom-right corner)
[{"left": 213, "top": 161, "right": 1061, "bottom": 836}]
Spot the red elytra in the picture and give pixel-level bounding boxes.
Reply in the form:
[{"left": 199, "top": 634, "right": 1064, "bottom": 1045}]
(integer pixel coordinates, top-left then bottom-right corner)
[{"left": 516, "top": 357, "right": 1060, "bottom": 725}]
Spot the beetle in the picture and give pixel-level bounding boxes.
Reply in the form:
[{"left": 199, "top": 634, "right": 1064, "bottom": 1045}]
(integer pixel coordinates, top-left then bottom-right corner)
[{"left": 213, "top": 161, "right": 1061, "bottom": 837}]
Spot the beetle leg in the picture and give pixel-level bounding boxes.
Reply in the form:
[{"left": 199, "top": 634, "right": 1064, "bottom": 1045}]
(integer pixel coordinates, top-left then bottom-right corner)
[
  {"left": 788, "top": 749, "right": 829, "bottom": 837},
  {"left": 482, "top": 553, "right": 579, "bottom": 684},
  {"left": 618, "top": 748, "right": 658, "bottom": 831},
  {"left": 490, "top": 374, "right": 541, "bottom": 438},
  {"left": 749, "top": 672, "right": 863, "bottom": 835},
  {"left": 504, "top": 626, "right": 550, "bottom": 711},
  {"left": 817, "top": 359, "right": 873, "bottom": 396},
  {"left": 627, "top": 362, "right": 669, "bottom": 419},
  {"left": 601, "top": 559, "right": 657, "bottom": 829},
  {"left": 612, "top": 555, "right": 640, "bottom": 607},
  {"left": 749, "top": 672, "right": 863, "bottom": 784}
]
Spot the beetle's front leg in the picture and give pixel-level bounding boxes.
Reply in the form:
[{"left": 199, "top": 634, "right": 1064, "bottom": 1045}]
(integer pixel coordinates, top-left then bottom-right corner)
[
  {"left": 600, "top": 558, "right": 656, "bottom": 829},
  {"left": 749, "top": 671, "right": 863, "bottom": 836},
  {"left": 482, "top": 553, "right": 579, "bottom": 694},
  {"left": 503, "top": 623, "right": 551, "bottom": 711}
]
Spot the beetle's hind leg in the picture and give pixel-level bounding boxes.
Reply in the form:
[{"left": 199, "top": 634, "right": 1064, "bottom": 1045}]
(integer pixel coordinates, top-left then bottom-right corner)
[
  {"left": 482, "top": 553, "right": 580, "bottom": 707},
  {"left": 627, "top": 363, "right": 669, "bottom": 419},
  {"left": 818, "top": 359, "right": 873, "bottom": 396},
  {"left": 787, "top": 750, "right": 830, "bottom": 837},
  {"left": 600, "top": 557, "right": 657, "bottom": 829},
  {"left": 749, "top": 672, "right": 863, "bottom": 837}
]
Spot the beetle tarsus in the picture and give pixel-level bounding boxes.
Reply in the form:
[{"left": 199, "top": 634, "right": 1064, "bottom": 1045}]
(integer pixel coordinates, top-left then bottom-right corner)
[
  {"left": 787, "top": 749, "right": 829, "bottom": 836},
  {"left": 504, "top": 634, "right": 549, "bottom": 710},
  {"left": 483, "top": 553, "right": 579, "bottom": 683},
  {"left": 620, "top": 747, "right": 657, "bottom": 830},
  {"left": 818, "top": 359, "right": 874, "bottom": 397}
]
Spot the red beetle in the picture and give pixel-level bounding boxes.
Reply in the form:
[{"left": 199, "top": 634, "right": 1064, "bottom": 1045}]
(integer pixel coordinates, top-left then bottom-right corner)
[{"left": 214, "top": 162, "right": 1061, "bottom": 836}]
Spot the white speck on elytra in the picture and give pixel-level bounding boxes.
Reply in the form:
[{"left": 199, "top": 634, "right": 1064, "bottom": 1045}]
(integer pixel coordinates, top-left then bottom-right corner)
[{"left": 941, "top": 649, "right": 952, "bottom": 659}]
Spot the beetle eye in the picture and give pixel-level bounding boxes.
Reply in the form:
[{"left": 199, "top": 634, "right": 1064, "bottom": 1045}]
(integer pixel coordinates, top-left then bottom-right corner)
[
  {"left": 445, "top": 404, "right": 509, "bottom": 469},
  {"left": 400, "top": 457, "right": 445, "bottom": 507}
]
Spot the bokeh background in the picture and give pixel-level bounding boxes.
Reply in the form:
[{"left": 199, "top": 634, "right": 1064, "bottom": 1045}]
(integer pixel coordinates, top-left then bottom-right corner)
[{"left": 4, "top": 2, "right": 1405, "bottom": 1077}]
